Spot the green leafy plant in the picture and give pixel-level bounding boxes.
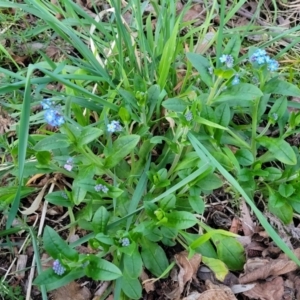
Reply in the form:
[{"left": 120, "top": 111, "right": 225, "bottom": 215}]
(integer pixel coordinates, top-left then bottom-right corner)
[
  {"left": 1, "top": 0, "right": 300, "bottom": 299},
  {"left": 0, "top": 279, "right": 25, "bottom": 300}
]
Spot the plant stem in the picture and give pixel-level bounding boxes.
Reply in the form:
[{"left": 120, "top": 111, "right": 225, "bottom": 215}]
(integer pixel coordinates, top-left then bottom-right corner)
[
  {"left": 251, "top": 98, "right": 260, "bottom": 157},
  {"left": 206, "top": 76, "right": 223, "bottom": 106}
]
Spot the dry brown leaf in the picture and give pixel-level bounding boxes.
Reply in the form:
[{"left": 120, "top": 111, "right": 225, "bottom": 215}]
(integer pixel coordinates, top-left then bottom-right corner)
[
  {"left": 194, "top": 280, "right": 237, "bottom": 300},
  {"left": 240, "top": 200, "right": 255, "bottom": 236},
  {"left": 51, "top": 282, "right": 91, "bottom": 300},
  {"left": 182, "top": 4, "right": 204, "bottom": 25},
  {"left": 243, "top": 276, "right": 284, "bottom": 300},
  {"left": 15, "top": 254, "right": 27, "bottom": 279},
  {"left": 140, "top": 269, "right": 155, "bottom": 293},
  {"left": 229, "top": 217, "right": 241, "bottom": 234},
  {"left": 165, "top": 251, "right": 201, "bottom": 299},
  {"left": 240, "top": 258, "right": 298, "bottom": 284}
]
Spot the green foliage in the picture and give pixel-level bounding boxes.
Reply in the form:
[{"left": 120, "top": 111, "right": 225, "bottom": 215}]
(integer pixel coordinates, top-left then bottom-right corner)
[
  {"left": 2, "top": 0, "right": 300, "bottom": 299},
  {"left": 0, "top": 279, "right": 24, "bottom": 300}
]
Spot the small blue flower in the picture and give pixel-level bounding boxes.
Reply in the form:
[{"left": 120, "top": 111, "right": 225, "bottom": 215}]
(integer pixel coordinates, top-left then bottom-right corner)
[
  {"left": 249, "top": 49, "right": 279, "bottom": 72},
  {"left": 95, "top": 184, "right": 109, "bottom": 193},
  {"left": 219, "top": 54, "right": 234, "bottom": 68},
  {"left": 255, "top": 49, "right": 267, "bottom": 56},
  {"left": 41, "top": 100, "right": 65, "bottom": 127},
  {"left": 185, "top": 111, "right": 193, "bottom": 121},
  {"left": 232, "top": 75, "right": 240, "bottom": 85},
  {"left": 52, "top": 259, "right": 66, "bottom": 276},
  {"left": 267, "top": 59, "right": 279, "bottom": 72},
  {"left": 61, "top": 192, "right": 68, "bottom": 199},
  {"left": 64, "top": 157, "right": 73, "bottom": 171},
  {"left": 41, "top": 98, "right": 53, "bottom": 110},
  {"left": 256, "top": 56, "right": 266, "bottom": 65},
  {"left": 107, "top": 120, "right": 122, "bottom": 133},
  {"left": 44, "top": 108, "right": 65, "bottom": 127},
  {"left": 120, "top": 238, "right": 130, "bottom": 247},
  {"left": 272, "top": 113, "right": 278, "bottom": 121}
]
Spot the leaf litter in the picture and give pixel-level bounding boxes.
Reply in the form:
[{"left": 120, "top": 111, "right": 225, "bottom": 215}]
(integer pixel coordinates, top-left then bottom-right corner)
[{"left": 2, "top": 1, "right": 300, "bottom": 299}]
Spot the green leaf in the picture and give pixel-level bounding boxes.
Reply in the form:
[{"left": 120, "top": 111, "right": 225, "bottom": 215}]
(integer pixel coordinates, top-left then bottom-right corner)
[
  {"left": 121, "top": 272, "right": 142, "bottom": 299},
  {"left": 159, "top": 194, "right": 176, "bottom": 211},
  {"left": 119, "top": 107, "right": 131, "bottom": 123},
  {"left": 268, "top": 193, "right": 293, "bottom": 224},
  {"left": 264, "top": 167, "right": 282, "bottom": 181},
  {"left": 164, "top": 211, "right": 197, "bottom": 229},
  {"left": 224, "top": 35, "right": 241, "bottom": 59},
  {"left": 34, "top": 134, "right": 70, "bottom": 151},
  {"left": 211, "top": 151, "right": 235, "bottom": 171},
  {"left": 214, "top": 103, "right": 231, "bottom": 127},
  {"left": 189, "top": 187, "right": 205, "bottom": 214},
  {"left": 43, "top": 226, "right": 78, "bottom": 261},
  {"left": 174, "top": 152, "right": 200, "bottom": 171},
  {"left": 104, "top": 135, "right": 140, "bottom": 168},
  {"left": 162, "top": 98, "right": 188, "bottom": 112},
  {"left": 36, "top": 151, "right": 51, "bottom": 165},
  {"left": 0, "top": 186, "right": 36, "bottom": 208},
  {"left": 182, "top": 232, "right": 217, "bottom": 258},
  {"left": 123, "top": 249, "right": 143, "bottom": 278},
  {"left": 45, "top": 191, "right": 72, "bottom": 207},
  {"left": 278, "top": 184, "right": 295, "bottom": 198},
  {"left": 85, "top": 255, "right": 122, "bottom": 280},
  {"left": 197, "top": 173, "right": 223, "bottom": 190},
  {"left": 158, "top": 18, "right": 180, "bottom": 89},
  {"left": 77, "top": 127, "right": 102, "bottom": 147},
  {"left": 258, "top": 137, "right": 297, "bottom": 165},
  {"left": 72, "top": 165, "right": 95, "bottom": 205},
  {"left": 268, "top": 96, "right": 287, "bottom": 122},
  {"left": 189, "top": 195, "right": 205, "bottom": 214},
  {"left": 34, "top": 268, "right": 85, "bottom": 291},
  {"left": 211, "top": 235, "right": 245, "bottom": 270},
  {"left": 214, "top": 83, "right": 263, "bottom": 104},
  {"left": 264, "top": 78, "right": 300, "bottom": 96},
  {"left": 141, "top": 240, "right": 169, "bottom": 278},
  {"left": 235, "top": 149, "right": 254, "bottom": 166},
  {"left": 214, "top": 68, "right": 235, "bottom": 79},
  {"left": 92, "top": 206, "right": 110, "bottom": 233},
  {"left": 202, "top": 256, "right": 229, "bottom": 281},
  {"left": 188, "top": 133, "right": 300, "bottom": 266},
  {"left": 186, "top": 53, "right": 213, "bottom": 87}
]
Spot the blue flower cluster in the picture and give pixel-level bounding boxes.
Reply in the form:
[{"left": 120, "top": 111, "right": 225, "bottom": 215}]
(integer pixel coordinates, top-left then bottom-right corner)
[
  {"left": 64, "top": 158, "right": 73, "bottom": 171},
  {"left": 41, "top": 99, "right": 65, "bottom": 127},
  {"left": 185, "top": 111, "right": 193, "bottom": 121},
  {"left": 107, "top": 120, "right": 122, "bottom": 133},
  {"left": 120, "top": 237, "right": 130, "bottom": 247},
  {"left": 232, "top": 75, "right": 240, "bottom": 85},
  {"left": 95, "top": 184, "right": 108, "bottom": 193},
  {"left": 250, "top": 49, "right": 279, "bottom": 71},
  {"left": 52, "top": 259, "right": 66, "bottom": 276},
  {"left": 219, "top": 54, "right": 234, "bottom": 68}
]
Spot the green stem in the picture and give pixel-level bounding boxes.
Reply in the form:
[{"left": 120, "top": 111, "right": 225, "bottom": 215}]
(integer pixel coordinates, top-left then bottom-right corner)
[
  {"left": 83, "top": 146, "right": 122, "bottom": 183},
  {"left": 251, "top": 98, "right": 260, "bottom": 157},
  {"left": 256, "top": 121, "right": 271, "bottom": 139},
  {"left": 227, "top": 128, "right": 251, "bottom": 150},
  {"left": 206, "top": 76, "right": 223, "bottom": 106}
]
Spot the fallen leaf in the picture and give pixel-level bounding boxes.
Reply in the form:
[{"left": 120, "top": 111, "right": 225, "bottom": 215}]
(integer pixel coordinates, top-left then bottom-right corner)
[
  {"left": 194, "top": 280, "right": 237, "bottom": 300},
  {"left": 240, "top": 258, "right": 298, "bottom": 284},
  {"left": 15, "top": 254, "right": 27, "bottom": 279},
  {"left": 140, "top": 269, "right": 155, "bottom": 293},
  {"left": 240, "top": 200, "right": 255, "bottom": 236},
  {"left": 51, "top": 282, "right": 91, "bottom": 300},
  {"left": 165, "top": 251, "right": 201, "bottom": 299},
  {"left": 243, "top": 276, "right": 284, "bottom": 300}
]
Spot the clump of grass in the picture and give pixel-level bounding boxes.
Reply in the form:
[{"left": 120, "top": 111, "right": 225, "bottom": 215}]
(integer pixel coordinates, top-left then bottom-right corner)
[{"left": 1, "top": 0, "right": 300, "bottom": 299}]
